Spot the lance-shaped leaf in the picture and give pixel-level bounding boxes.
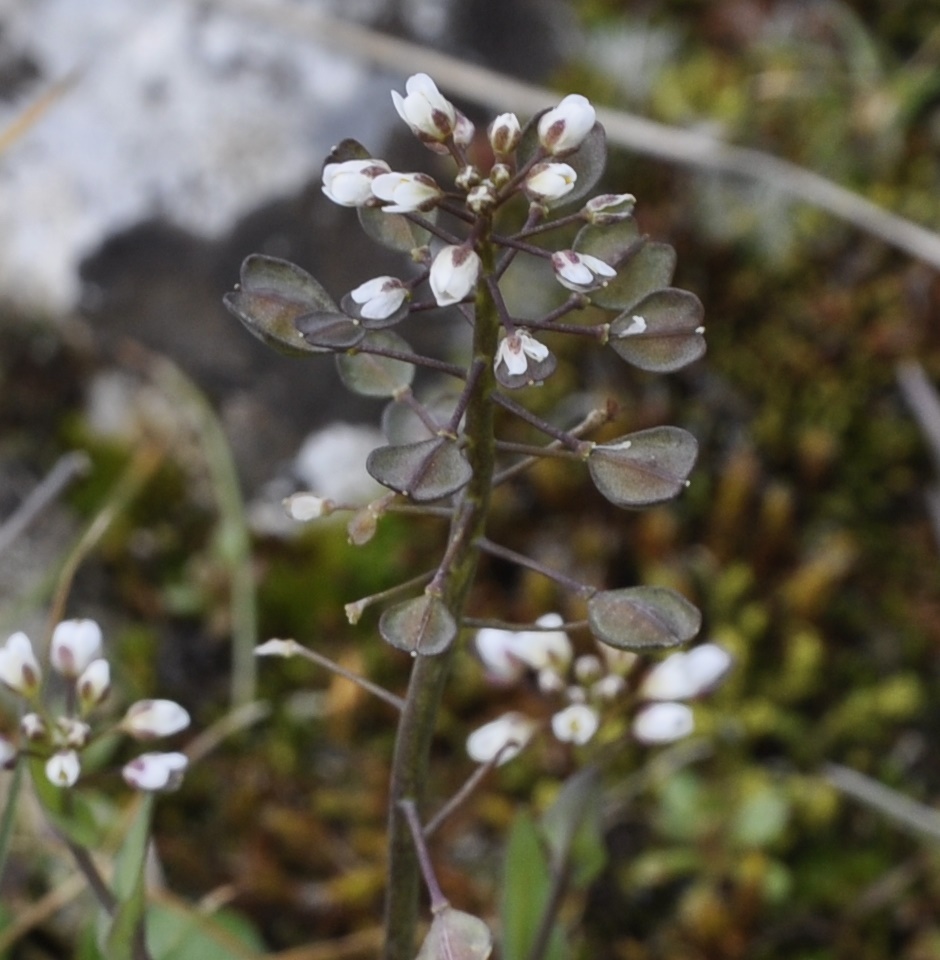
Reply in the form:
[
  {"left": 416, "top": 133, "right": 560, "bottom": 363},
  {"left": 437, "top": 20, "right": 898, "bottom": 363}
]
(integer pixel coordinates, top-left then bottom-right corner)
[
  {"left": 223, "top": 255, "right": 338, "bottom": 356},
  {"left": 518, "top": 115, "right": 607, "bottom": 208},
  {"left": 416, "top": 907, "right": 493, "bottom": 960},
  {"left": 367, "top": 437, "right": 471, "bottom": 501},
  {"left": 336, "top": 330, "right": 416, "bottom": 397},
  {"left": 379, "top": 593, "right": 457, "bottom": 656},
  {"left": 358, "top": 205, "right": 435, "bottom": 254},
  {"left": 588, "top": 426, "right": 698, "bottom": 508},
  {"left": 588, "top": 586, "right": 701, "bottom": 651},
  {"left": 609, "top": 289, "right": 706, "bottom": 372},
  {"left": 295, "top": 311, "right": 364, "bottom": 350}
]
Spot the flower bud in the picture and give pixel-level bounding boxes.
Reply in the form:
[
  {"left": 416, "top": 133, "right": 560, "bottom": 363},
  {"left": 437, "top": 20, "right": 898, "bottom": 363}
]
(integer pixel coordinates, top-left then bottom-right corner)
[
  {"left": 455, "top": 165, "right": 481, "bottom": 192},
  {"left": 551, "top": 250, "right": 616, "bottom": 293},
  {"left": 123, "top": 751, "right": 188, "bottom": 792},
  {"left": 322, "top": 159, "right": 392, "bottom": 207},
  {"left": 21, "top": 712, "right": 46, "bottom": 741},
  {"left": 452, "top": 111, "right": 475, "bottom": 148},
  {"left": 524, "top": 162, "right": 577, "bottom": 202},
  {"left": 494, "top": 331, "right": 550, "bottom": 377},
  {"left": 371, "top": 172, "right": 443, "bottom": 213},
  {"left": 467, "top": 183, "right": 497, "bottom": 214},
  {"left": 538, "top": 94, "right": 596, "bottom": 155},
  {"left": 584, "top": 193, "right": 636, "bottom": 224},
  {"left": 349, "top": 276, "right": 408, "bottom": 320},
  {"left": 283, "top": 492, "right": 333, "bottom": 521},
  {"left": 466, "top": 712, "right": 536, "bottom": 765},
  {"left": 255, "top": 638, "right": 300, "bottom": 657},
  {"left": 77, "top": 658, "right": 111, "bottom": 710},
  {"left": 122, "top": 699, "right": 190, "bottom": 739},
  {"left": 46, "top": 750, "right": 80, "bottom": 788},
  {"left": 592, "top": 674, "right": 626, "bottom": 701},
  {"left": 54, "top": 717, "right": 91, "bottom": 749},
  {"left": 51, "top": 619, "right": 102, "bottom": 678},
  {"left": 429, "top": 245, "right": 481, "bottom": 307},
  {"left": 551, "top": 703, "right": 600, "bottom": 745},
  {"left": 391, "top": 73, "right": 457, "bottom": 144},
  {"left": 0, "top": 632, "right": 41, "bottom": 698},
  {"left": 488, "top": 112, "right": 522, "bottom": 156},
  {"left": 574, "top": 654, "right": 603, "bottom": 684},
  {"left": 632, "top": 702, "right": 694, "bottom": 744}
]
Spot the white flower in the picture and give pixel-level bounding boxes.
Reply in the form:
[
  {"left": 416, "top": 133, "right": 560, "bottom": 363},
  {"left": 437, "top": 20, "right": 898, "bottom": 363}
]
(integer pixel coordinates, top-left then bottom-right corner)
[
  {"left": 429, "top": 244, "right": 481, "bottom": 307},
  {"left": 524, "top": 162, "right": 577, "bottom": 202},
  {"left": 551, "top": 703, "right": 600, "bottom": 745},
  {"left": 574, "top": 654, "right": 603, "bottom": 684},
  {"left": 54, "top": 717, "right": 91, "bottom": 749},
  {"left": 591, "top": 674, "right": 626, "bottom": 701},
  {"left": 632, "top": 702, "right": 694, "bottom": 744},
  {"left": 122, "top": 751, "right": 188, "bottom": 792},
  {"left": 20, "top": 713, "right": 46, "bottom": 740},
  {"left": 466, "top": 712, "right": 536, "bottom": 765},
  {"left": 0, "top": 736, "right": 16, "bottom": 767},
  {"left": 255, "top": 638, "right": 300, "bottom": 657},
  {"left": 349, "top": 276, "right": 408, "bottom": 319},
  {"left": 495, "top": 331, "right": 550, "bottom": 377},
  {"left": 46, "top": 750, "right": 80, "bottom": 788},
  {"left": 50, "top": 619, "right": 102, "bottom": 678},
  {"left": 640, "top": 643, "right": 733, "bottom": 701},
  {"left": 283, "top": 493, "right": 332, "bottom": 521},
  {"left": 391, "top": 73, "right": 456, "bottom": 143},
  {"left": 538, "top": 93, "right": 596, "bottom": 155},
  {"left": 551, "top": 250, "right": 616, "bottom": 292},
  {"left": 122, "top": 699, "right": 190, "bottom": 739},
  {"left": 488, "top": 112, "right": 521, "bottom": 155},
  {"left": 295, "top": 423, "right": 386, "bottom": 506},
  {"left": 584, "top": 193, "right": 636, "bottom": 224},
  {"left": 322, "top": 158, "right": 391, "bottom": 207},
  {"left": 618, "top": 315, "right": 647, "bottom": 336},
  {"left": 0, "top": 632, "right": 41, "bottom": 698},
  {"left": 506, "top": 613, "right": 572, "bottom": 672},
  {"left": 475, "top": 628, "right": 525, "bottom": 684},
  {"left": 77, "top": 658, "right": 111, "bottom": 710},
  {"left": 371, "top": 172, "right": 443, "bottom": 213}
]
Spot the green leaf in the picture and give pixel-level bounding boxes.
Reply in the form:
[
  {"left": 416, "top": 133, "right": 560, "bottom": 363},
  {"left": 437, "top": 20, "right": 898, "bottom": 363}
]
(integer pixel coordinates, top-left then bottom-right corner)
[
  {"left": 588, "top": 586, "right": 701, "bottom": 651},
  {"left": 367, "top": 438, "right": 471, "bottom": 501},
  {"left": 147, "top": 902, "right": 265, "bottom": 960},
  {"left": 27, "top": 756, "right": 107, "bottom": 848},
  {"left": 223, "top": 255, "right": 337, "bottom": 357},
  {"left": 295, "top": 311, "right": 364, "bottom": 350},
  {"left": 336, "top": 330, "right": 416, "bottom": 397},
  {"left": 609, "top": 289, "right": 706, "bottom": 372},
  {"left": 541, "top": 767, "right": 608, "bottom": 889},
  {"left": 415, "top": 908, "right": 493, "bottom": 960},
  {"left": 358, "top": 205, "right": 434, "bottom": 253},
  {"left": 379, "top": 593, "right": 457, "bottom": 655},
  {"left": 588, "top": 426, "right": 698, "bottom": 508}
]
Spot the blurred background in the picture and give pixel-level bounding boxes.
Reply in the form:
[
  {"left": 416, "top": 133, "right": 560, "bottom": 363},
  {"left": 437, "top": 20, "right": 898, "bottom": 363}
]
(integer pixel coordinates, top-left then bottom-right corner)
[{"left": 2, "top": 0, "right": 940, "bottom": 957}]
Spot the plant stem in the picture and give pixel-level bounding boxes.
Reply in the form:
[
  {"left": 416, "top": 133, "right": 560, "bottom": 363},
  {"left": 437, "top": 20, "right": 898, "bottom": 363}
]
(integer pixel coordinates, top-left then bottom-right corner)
[{"left": 382, "top": 227, "right": 500, "bottom": 960}]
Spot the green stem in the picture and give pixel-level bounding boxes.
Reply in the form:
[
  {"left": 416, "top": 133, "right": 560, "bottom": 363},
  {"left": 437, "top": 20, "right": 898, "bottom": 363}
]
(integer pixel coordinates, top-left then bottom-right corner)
[{"left": 382, "top": 226, "right": 500, "bottom": 960}]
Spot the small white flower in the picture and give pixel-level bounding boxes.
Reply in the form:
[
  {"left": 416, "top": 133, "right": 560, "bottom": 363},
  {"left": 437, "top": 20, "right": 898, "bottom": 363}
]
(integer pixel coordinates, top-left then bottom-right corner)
[
  {"left": 574, "top": 654, "right": 603, "bottom": 684},
  {"left": 488, "top": 112, "right": 521, "bottom": 155},
  {"left": 20, "top": 713, "right": 46, "bottom": 741},
  {"left": 371, "top": 172, "right": 443, "bottom": 213},
  {"left": 122, "top": 751, "right": 188, "bottom": 792},
  {"left": 429, "top": 244, "right": 481, "bottom": 307},
  {"left": 122, "top": 699, "right": 190, "bottom": 739},
  {"left": 46, "top": 750, "right": 80, "bottom": 788},
  {"left": 322, "top": 159, "right": 391, "bottom": 207},
  {"left": 536, "top": 668, "right": 566, "bottom": 695},
  {"left": 77, "top": 658, "right": 111, "bottom": 710},
  {"left": 551, "top": 703, "right": 600, "bottom": 745},
  {"left": 0, "top": 632, "right": 41, "bottom": 698},
  {"left": 466, "top": 712, "right": 536, "bottom": 765},
  {"left": 50, "top": 619, "right": 102, "bottom": 678},
  {"left": 632, "top": 702, "right": 694, "bottom": 744},
  {"left": 0, "top": 736, "right": 16, "bottom": 767},
  {"left": 283, "top": 493, "right": 332, "bottom": 522},
  {"left": 475, "top": 628, "right": 525, "bottom": 684},
  {"left": 524, "top": 162, "right": 577, "bottom": 202},
  {"left": 640, "top": 643, "right": 733, "bottom": 701},
  {"left": 551, "top": 250, "right": 617, "bottom": 293},
  {"left": 495, "top": 331, "right": 550, "bottom": 377},
  {"left": 592, "top": 674, "right": 626, "bottom": 701},
  {"left": 538, "top": 94, "right": 596, "bottom": 155},
  {"left": 255, "top": 638, "right": 300, "bottom": 658},
  {"left": 349, "top": 276, "right": 408, "bottom": 319},
  {"left": 391, "top": 73, "right": 457, "bottom": 143},
  {"left": 584, "top": 193, "right": 636, "bottom": 224},
  {"left": 54, "top": 717, "right": 91, "bottom": 749}
]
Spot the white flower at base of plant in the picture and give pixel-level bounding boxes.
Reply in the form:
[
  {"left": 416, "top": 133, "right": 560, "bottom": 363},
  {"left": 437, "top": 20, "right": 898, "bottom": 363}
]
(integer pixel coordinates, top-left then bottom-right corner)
[
  {"left": 322, "top": 159, "right": 392, "bottom": 207},
  {"left": 538, "top": 94, "right": 596, "bottom": 155},
  {"left": 50, "top": 619, "right": 103, "bottom": 678},
  {"left": 475, "top": 627, "right": 525, "bottom": 684},
  {"left": 255, "top": 638, "right": 300, "bottom": 658},
  {"left": 632, "top": 702, "right": 694, "bottom": 744},
  {"left": 0, "top": 736, "right": 16, "bottom": 767},
  {"left": 640, "top": 643, "right": 733, "bottom": 701},
  {"left": 551, "top": 250, "right": 616, "bottom": 293},
  {"left": 525, "top": 163, "right": 577, "bottom": 202},
  {"left": 0, "top": 632, "right": 41, "bottom": 698},
  {"left": 371, "top": 172, "right": 443, "bottom": 213},
  {"left": 495, "top": 331, "right": 550, "bottom": 377},
  {"left": 122, "top": 699, "right": 190, "bottom": 739},
  {"left": 391, "top": 73, "right": 457, "bottom": 143},
  {"left": 123, "top": 752, "right": 188, "bottom": 792},
  {"left": 429, "top": 245, "right": 481, "bottom": 307},
  {"left": 349, "top": 276, "right": 408, "bottom": 319},
  {"left": 46, "top": 750, "right": 80, "bottom": 788},
  {"left": 466, "top": 712, "right": 536, "bottom": 765},
  {"left": 551, "top": 703, "right": 600, "bottom": 745}
]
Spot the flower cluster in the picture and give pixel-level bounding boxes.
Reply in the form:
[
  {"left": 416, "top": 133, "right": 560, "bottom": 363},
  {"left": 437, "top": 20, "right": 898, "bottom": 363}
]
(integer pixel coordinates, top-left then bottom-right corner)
[
  {"left": 0, "top": 621, "right": 189, "bottom": 791},
  {"left": 467, "top": 619, "right": 732, "bottom": 764}
]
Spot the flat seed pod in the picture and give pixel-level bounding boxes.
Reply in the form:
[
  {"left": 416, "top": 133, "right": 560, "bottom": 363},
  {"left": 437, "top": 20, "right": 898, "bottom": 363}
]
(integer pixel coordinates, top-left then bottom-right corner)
[
  {"left": 517, "top": 114, "right": 607, "bottom": 207},
  {"left": 295, "top": 312, "right": 364, "bottom": 350},
  {"left": 358, "top": 205, "right": 434, "bottom": 253},
  {"left": 588, "top": 586, "right": 701, "bottom": 651},
  {"left": 591, "top": 241, "right": 676, "bottom": 311},
  {"left": 223, "top": 255, "right": 338, "bottom": 356},
  {"left": 415, "top": 908, "right": 493, "bottom": 960},
  {"left": 573, "top": 218, "right": 641, "bottom": 266},
  {"left": 336, "top": 330, "right": 415, "bottom": 397},
  {"left": 379, "top": 594, "right": 457, "bottom": 656},
  {"left": 367, "top": 437, "right": 471, "bottom": 501},
  {"left": 609, "top": 288, "right": 706, "bottom": 373},
  {"left": 588, "top": 426, "right": 698, "bottom": 508}
]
